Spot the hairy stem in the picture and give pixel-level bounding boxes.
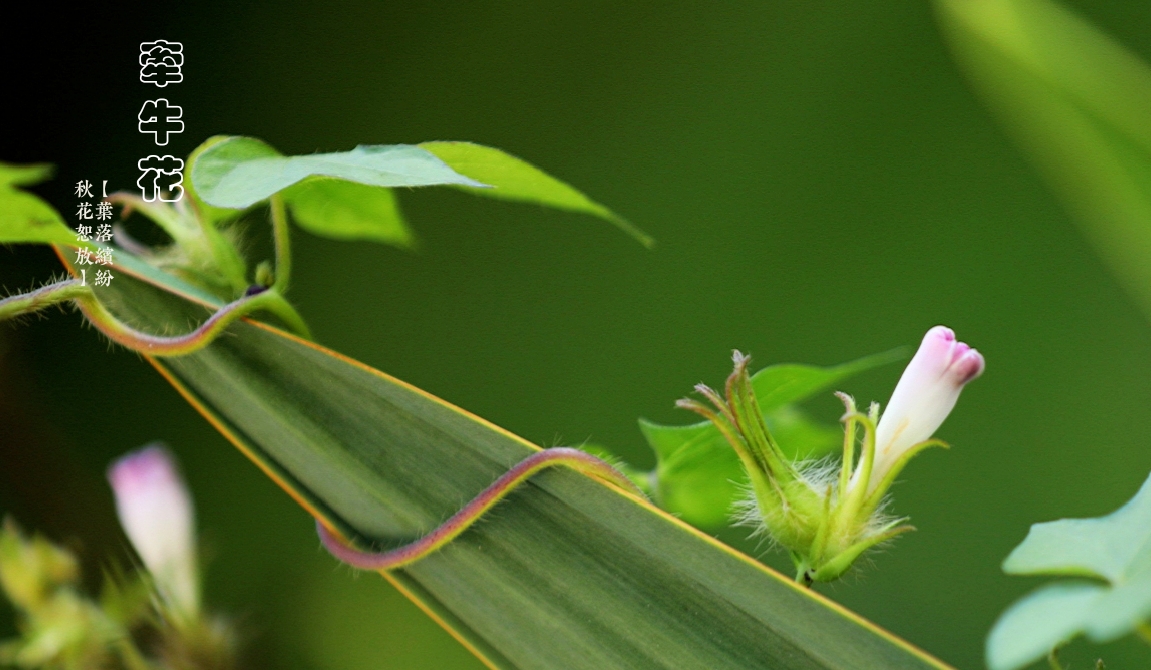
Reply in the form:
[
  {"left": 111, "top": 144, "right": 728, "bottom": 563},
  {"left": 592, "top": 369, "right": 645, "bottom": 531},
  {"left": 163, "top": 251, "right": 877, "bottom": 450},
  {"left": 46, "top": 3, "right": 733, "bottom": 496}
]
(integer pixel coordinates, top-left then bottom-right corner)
[
  {"left": 270, "top": 194, "right": 291, "bottom": 294},
  {"left": 77, "top": 289, "right": 290, "bottom": 356},
  {"left": 0, "top": 279, "right": 90, "bottom": 322},
  {"left": 257, "top": 290, "right": 312, "bottom": 339},
  {"left": 317, "top": 448, "right": 646, "bottom": 570}
]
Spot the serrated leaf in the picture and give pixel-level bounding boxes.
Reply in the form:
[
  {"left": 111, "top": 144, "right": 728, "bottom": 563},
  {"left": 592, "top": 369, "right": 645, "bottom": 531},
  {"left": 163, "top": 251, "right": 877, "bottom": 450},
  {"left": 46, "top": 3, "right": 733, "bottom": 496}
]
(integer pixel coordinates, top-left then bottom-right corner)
[
  {"left": 79, "top": 260, "right": 949, "bottom": 670},
  {"left": 937, "top": 0, "right": 1151, "bottom": 317},
  {"left": 987, "top": 471, "right": 1151, "bottom": 669},
  {"left": 190, "top": 136, "right": 485, "bottom": 210},
  {"left": 421, "top": 141, "right": 653, "bottom": 248},
  {"left": 638, "top": 350, "right": 904, "bottom": 528},
  {"left": 282, "top": 179, "right": 412, "bottom": 247},
  {"left": 0, "top": 162, "right": 77, "bottom": 247}
]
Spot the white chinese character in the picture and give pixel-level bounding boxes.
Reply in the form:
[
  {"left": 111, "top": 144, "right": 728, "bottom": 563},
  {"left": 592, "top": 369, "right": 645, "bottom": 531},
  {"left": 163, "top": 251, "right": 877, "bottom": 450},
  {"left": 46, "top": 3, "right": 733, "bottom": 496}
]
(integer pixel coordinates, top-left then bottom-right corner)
[
  {"left": 76, "top": 224, "right": 93, "bottom": 242},
  {"left": 95, "top": 202, "right": 113, "bottom": 221},
  {"left": 75, "top": 180, "right": 93, "bottom": 198},
  {"left": 138, "top": 99, "right": 184, "bottom": 146},
  {"left": 76, "top": 202, "right": 93, "bottom": 220},
  {"left": 139, "top": 40, "right": 184, "bottom": 87},
  {"left": 95, "top": 248, "right": 114, "bottom": 266},
  {"left": 75, "top": 248, "right": 94, "bottom": 265},
  {"left": 137, "top": 155, "right": 184, "bottom": 203},
  {"left": 95, "top": 223, "right": 113, "bottom": 242},
  {"left": 94, "top": 270, "right": 114, "bottom": 287}
]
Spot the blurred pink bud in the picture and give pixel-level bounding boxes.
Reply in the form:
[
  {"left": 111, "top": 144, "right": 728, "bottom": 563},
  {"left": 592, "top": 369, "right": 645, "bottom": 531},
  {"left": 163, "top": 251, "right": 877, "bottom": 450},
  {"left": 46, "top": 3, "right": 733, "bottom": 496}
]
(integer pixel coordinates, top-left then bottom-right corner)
[
  {"left": 868, "top": 326, "right": 984, "bottom": 493},
  {"left": 107, "top": 443, "right": 199, "bottom": 617}
]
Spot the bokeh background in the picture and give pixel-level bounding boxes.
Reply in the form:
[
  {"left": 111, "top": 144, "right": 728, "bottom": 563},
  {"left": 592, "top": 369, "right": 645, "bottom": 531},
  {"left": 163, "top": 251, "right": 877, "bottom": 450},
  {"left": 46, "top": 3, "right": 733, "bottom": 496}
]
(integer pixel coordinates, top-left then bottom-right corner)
[{"left": 3, "top": 2, "right": 1151, "bottom": 668}]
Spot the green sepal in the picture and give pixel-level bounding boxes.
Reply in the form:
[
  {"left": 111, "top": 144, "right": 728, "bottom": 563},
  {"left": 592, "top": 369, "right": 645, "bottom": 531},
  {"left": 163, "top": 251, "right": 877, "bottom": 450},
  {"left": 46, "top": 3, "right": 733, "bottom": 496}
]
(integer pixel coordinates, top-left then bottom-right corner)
[
  {"left": 861, "top": 439, "right": 950, "bottom": 516},
  {"left": 638, "top": 350, "right": 904, "bottom": 528},
  {"left": 811, "top": 523, "right": 914, "bottom": 583}
]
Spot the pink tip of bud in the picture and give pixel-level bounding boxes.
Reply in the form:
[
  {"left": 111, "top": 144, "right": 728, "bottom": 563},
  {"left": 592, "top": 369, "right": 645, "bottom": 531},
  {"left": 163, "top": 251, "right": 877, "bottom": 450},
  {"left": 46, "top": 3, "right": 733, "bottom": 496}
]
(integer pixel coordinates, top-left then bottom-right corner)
[
  {"left": 952, "top": 347, "right": 986, "bottom": 385},
  {"left": 108, "top": 445, "right": 182, "bottom": 497},
  {"left": 862, "top": 325, "right": 985, "bottom": 494}
]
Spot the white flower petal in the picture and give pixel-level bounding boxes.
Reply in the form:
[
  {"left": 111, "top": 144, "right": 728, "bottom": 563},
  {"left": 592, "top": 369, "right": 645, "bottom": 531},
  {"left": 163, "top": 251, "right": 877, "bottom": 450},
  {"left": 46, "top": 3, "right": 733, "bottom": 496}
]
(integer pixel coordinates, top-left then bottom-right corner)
[
  {"left": 107, "top": 443, "right": 199, "bottom": 617},
  {"left": 866, "top": 326, "right": 984, "bottom": 493}
]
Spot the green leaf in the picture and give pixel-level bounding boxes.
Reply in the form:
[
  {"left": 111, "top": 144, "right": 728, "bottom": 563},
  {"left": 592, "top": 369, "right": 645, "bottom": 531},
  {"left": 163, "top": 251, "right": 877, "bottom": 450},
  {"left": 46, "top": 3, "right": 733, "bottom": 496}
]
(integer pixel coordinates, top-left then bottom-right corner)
[
  {"left": 421, "top": 142, "right": 654, "bottom": 248},
  {"left": 0, "top": 163, "right": 77, "bottom": 247},
  {"left": 184, "top": 136, "right": 247, "bottom": 226},
  {"left": 638, "top": 350, "right": 906, "bottom": 528},
  {"left": 190, "top": 136, "right": 485, "bottom": 210},
  {"left": 986, "top": 471, "right": 1151, "bottom": 670},
  {"left": 87, "top": 265, "right": 947, "bottom": 670},
  {"left": 748, "top": 349, "right": 908, "bottom": 413},
  {"left": 281, "top": 179, "right": 413, "bottom": 247},
  {"left": 936, "top": 0, "right": 1151, "bottom": 317}
]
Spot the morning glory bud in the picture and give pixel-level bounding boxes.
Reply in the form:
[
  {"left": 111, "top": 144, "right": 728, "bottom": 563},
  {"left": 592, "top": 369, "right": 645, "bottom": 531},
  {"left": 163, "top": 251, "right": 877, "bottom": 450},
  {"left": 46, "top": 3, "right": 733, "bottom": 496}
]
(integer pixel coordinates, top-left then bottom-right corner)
[
  {"left": 866, "top": 326, "right": 984, "bottom": 495},
  {"left": 107, "top": 444, "right": 199, "bottom": 618},
  {"left": 682, "top": 325, "right": 983, "bottom": 585}
]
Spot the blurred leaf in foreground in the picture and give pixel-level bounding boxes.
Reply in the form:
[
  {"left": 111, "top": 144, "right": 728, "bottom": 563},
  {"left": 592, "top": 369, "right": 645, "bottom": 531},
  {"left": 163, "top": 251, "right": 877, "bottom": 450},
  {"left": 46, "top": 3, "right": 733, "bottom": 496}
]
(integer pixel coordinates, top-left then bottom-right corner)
[
  {"left": 937, "top": 0, "right": 1151, "bottom": 317},
  {"left": 987, "top": 470, "right": 1151, "bottom": 670}
]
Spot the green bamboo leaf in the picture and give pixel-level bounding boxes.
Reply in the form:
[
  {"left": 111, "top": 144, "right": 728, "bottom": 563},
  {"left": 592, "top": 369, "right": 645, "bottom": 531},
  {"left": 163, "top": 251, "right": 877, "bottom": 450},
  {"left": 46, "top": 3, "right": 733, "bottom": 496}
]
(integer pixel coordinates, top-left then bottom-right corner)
[
  {"left": 637, "top": 350, "right": 905, "bottom": 528},
  {"left": 0, "top": 163, "right": 77, "bottom": 247},
  {"left": 936, "top": 0, "right": 1151, "bottom": 317},
  {"left": 421, "top": 141, "right": 654, "bottom": 248},
  {"left": 77, "top": 266, "right": 948, "bottom": 670},
  {"left": 190, "top": 136, "right": 485, "bottom": 210},
  {"left": 987, "top": 471, "right": 1151, "bottom": 670}
]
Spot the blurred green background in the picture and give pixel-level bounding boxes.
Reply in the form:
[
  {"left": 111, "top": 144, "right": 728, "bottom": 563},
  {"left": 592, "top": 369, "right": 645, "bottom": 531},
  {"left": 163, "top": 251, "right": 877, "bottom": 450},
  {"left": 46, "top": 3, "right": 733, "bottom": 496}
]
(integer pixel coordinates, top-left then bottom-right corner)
[{"left": 3, "top": 1, "right": 1151, "bottom": 668}]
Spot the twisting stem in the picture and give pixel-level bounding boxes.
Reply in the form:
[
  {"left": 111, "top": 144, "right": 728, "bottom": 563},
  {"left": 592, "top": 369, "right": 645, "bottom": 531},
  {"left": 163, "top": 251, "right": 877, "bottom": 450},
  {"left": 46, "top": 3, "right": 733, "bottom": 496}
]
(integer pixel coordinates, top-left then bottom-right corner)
[
  {"left": 0, "top": 279, "right": 89, "bottom": 321},
  {"left": 76, "top": 289, "right": 289, "bottom": 356},
  {"left": 1, "top": 277, "right": 309, "bottom": 354},
  {"left": 270, "top": 194, "right": 291, "bottom": 294},
  {"left": 317, "top": 447, "right": 646, "bottom": 571}
]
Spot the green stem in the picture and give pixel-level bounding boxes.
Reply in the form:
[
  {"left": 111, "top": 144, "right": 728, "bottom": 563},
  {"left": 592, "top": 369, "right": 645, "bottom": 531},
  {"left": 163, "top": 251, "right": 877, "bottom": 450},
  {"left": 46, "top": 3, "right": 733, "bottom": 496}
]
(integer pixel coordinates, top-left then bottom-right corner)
[
  {"left": 0, "top": 279, "right": 90, "bottom": 322},
  {"left": 259, "top": 290, "right": 313, "bottom": 339},
  {"left": 270, "top": 194, "right": 291, "bottom": 294}
]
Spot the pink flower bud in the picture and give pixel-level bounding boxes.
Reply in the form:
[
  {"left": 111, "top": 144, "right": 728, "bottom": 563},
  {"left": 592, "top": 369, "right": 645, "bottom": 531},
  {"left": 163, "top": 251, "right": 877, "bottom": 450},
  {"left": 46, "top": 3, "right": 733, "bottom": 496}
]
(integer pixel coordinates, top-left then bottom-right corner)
[
  {"left": 107, "top": 444, "right": 199, "bottom": 617},
  {"left": 868, "top": 326, "right": 984, "bottom": 493}
]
